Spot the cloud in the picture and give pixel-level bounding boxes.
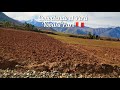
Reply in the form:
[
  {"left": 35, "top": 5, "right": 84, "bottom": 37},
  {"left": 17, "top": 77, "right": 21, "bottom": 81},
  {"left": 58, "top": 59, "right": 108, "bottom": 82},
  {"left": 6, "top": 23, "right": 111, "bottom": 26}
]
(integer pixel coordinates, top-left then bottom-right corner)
[{"left": 3, "top": 12, "right": 39, "bottom": 20}]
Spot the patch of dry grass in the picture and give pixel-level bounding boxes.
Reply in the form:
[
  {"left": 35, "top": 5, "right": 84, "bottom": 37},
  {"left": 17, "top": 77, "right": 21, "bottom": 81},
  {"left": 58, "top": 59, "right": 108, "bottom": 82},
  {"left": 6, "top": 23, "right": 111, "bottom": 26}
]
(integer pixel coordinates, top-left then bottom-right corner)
[{"left": 47, "top": 34, "right": 120, "bottom": 48}]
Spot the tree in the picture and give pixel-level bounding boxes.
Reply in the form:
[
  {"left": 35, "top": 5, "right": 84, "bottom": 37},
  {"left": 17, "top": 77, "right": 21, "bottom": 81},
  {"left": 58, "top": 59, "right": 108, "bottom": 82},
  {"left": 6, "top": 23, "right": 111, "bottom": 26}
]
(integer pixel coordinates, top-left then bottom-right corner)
[
  {"left": 24, "top": 22, "right": 35, "bottom": 30},
  {"left": 4, "top": 21, "right": 11, "bottom": 27},
  {"left": 96, "top": 35, "right": 100, "bottom": 39},
  {"left": 93, "top": 34, "right": 96, "bottom": 39},
  {"left": 88, "top": 32, "right": 93, "bottom": 39},
  {"left": 88, "top": 32, "right": 101, "bottom": 39},
  {"left": 0, "top": 21, "right": 3, "bottom": 27}
]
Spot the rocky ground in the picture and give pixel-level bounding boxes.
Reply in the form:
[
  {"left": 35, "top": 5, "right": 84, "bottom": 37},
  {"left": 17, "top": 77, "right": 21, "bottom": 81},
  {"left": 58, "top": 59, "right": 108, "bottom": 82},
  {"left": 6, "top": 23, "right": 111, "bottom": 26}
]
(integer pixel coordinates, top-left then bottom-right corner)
[{"left": 0, "top": 69, "right": 119, "bottom": 78}]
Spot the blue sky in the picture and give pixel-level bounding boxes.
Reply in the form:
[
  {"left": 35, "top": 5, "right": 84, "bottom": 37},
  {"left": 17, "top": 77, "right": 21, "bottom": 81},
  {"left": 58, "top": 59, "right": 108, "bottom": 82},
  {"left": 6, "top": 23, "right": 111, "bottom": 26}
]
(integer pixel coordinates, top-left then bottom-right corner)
[{"left": 3, "top": 12, "right": 120, "bottom": 28}]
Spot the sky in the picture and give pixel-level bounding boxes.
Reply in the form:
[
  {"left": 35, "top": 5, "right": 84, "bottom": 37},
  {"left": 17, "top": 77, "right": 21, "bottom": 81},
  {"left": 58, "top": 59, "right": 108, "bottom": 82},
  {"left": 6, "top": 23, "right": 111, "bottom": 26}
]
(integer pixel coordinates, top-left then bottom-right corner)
[{"left": 3, "top": 12, "right": 120, "bottom": 28}]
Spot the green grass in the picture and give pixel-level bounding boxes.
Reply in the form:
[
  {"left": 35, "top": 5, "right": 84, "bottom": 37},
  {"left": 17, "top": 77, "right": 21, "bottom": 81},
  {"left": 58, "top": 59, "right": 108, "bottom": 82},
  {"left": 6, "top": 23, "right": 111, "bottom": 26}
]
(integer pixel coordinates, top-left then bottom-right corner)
[{"left": 47, "top": 34, "right": 120, "bottom": 48}]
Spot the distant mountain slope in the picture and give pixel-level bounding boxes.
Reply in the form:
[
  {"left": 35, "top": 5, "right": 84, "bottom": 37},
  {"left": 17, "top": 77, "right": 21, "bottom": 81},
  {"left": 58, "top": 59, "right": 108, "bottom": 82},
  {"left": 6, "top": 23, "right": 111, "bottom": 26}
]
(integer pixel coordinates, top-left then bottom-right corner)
[
  {"left": 0, "top": 12, "right": 22, "bottom": 25},
  {"left": 25, "top": 19, "right": 43, "bottom": 27},
  {"left": 91, "top": 28, "right": 113, "bottom": 35},
  {"left": 38, "top": 27, "right": 57, "bottom": 32},
  {"left": 53, "top": 26, "right": 120, "bottom": 38},
  {"left": 53, "top": 27, "right": 86, "bottom": 35},
  {"left": 23, "top": 19, "right": 57, "bottom": 32},
  {"left": 100, "top": 27, "right": 120, "bottom": 38}
]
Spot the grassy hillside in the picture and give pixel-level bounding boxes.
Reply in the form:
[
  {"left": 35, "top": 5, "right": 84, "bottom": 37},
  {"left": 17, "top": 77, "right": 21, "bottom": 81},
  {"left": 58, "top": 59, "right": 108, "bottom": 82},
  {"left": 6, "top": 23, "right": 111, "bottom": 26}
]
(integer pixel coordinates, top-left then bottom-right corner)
[{"left": 47, "top": 34, "right": 120, "bottom": 48}]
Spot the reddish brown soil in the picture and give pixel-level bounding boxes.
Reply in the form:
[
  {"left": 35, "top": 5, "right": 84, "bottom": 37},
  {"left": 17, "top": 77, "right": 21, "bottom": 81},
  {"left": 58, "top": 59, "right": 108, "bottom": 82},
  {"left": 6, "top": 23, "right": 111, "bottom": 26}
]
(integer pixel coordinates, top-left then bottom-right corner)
[{"left": 0, "top": 28, "right": 120, "bottom": 74}]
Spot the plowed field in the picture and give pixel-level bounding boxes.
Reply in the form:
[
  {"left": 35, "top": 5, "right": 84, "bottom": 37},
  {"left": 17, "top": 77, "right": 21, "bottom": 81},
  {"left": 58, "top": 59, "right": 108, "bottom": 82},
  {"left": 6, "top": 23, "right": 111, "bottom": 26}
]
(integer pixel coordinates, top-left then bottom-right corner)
[{"left": 0, "top": 28, "right": 120, "bottom": 74}]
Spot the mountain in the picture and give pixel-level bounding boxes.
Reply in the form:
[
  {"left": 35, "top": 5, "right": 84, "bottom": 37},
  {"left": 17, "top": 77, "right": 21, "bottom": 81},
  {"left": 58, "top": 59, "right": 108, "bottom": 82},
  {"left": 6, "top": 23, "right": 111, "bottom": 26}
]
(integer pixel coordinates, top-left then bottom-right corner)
[
  {"left": 38, "top": 27, "right": 57, "bottom": 32},
  {"left": 100, "top": 27, "right": 120, "bottom": 38},
  {"left": 53, "top": 26, "right": 87, "bottom": 35},
  {"left": 23, "top": 19, "right": 57, "bottom": 32},
  {"left": 24, "top": 19, "right": 44, "bottom": 27},
  {"left": 88, "top": 28, "right": 111, "bottom": 35},
  {"left": 0, "top": 12, "right": 22, "bottom": 25}
]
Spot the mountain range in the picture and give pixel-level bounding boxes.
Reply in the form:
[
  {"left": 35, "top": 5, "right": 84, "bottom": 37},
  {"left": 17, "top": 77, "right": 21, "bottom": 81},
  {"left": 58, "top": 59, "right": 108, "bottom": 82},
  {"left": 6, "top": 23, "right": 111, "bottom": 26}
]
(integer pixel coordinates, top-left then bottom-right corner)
[
  {"left": 24, "top": 19, "right": 120, "bottom": 38},
  {"left": 1, "top": 12, "right": 120, "bottom": 39}
]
